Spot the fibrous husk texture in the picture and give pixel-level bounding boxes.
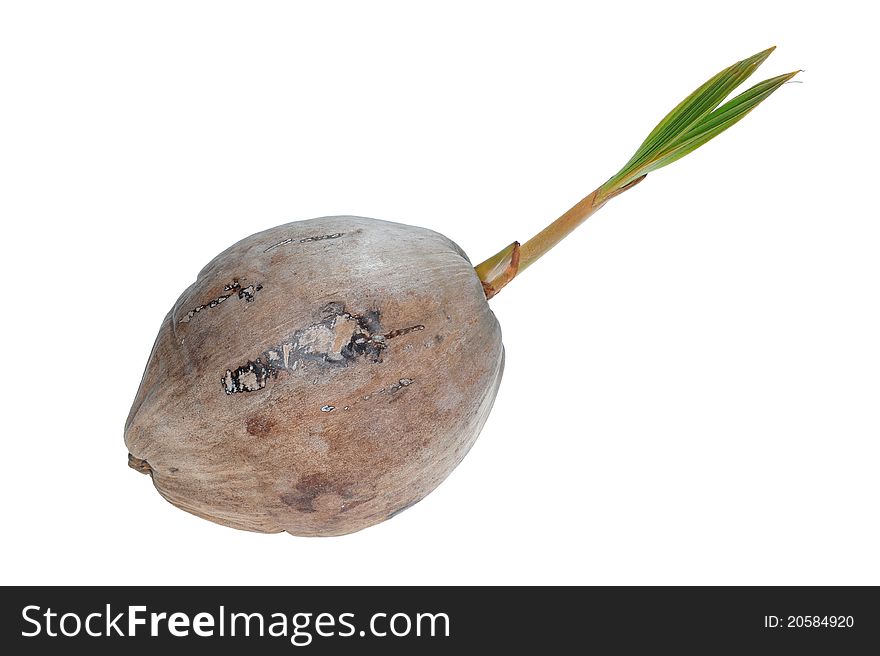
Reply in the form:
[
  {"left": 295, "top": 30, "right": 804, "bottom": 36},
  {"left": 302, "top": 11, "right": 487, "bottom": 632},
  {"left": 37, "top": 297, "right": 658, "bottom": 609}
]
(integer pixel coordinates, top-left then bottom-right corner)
[{"left": 125, "top": 216, "right": 504, "bottom": 536}]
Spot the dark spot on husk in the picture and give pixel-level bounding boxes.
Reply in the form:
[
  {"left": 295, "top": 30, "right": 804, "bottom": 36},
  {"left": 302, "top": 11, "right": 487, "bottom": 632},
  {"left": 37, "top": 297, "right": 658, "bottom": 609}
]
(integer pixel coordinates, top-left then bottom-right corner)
[
  {"left": 280, "top": 472, "right": 373, "bottom": 514},
  {"left": 358, "top": 309, "right": 383, "bottom": 334},
  {"left": 246, "top": 415, "right": 276, "bottom": 437}
]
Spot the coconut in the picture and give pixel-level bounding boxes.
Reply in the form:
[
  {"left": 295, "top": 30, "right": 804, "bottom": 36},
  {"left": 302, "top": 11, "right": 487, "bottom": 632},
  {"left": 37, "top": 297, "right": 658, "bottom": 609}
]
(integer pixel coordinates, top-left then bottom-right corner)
[
  {"left": 126, "top": 216, "right": 503, "bottom": 536},
  {"left": 126, "top": 47, "right": 797, "bottom": 536}
]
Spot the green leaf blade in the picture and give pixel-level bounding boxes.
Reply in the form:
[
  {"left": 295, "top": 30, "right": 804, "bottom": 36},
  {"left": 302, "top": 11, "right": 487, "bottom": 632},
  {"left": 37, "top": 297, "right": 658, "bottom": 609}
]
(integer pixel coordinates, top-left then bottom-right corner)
[
  {"left": 641, "top": 70, "right": 799, "bottom": 173},
  {"left": 602, "top": 46, "right": 788, "bottom": 195},
  {"left": 629, "top": 48, "right": 775, "bottom": 161}
]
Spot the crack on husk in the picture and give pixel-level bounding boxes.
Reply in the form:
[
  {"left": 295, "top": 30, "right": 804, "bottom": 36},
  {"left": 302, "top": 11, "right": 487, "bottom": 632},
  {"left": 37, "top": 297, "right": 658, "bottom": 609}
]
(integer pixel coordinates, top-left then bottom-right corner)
[
  {"left": 222, "top": 303, "right": 424, "bottom": 395},
  {"left": 264, "top": 232, "right": 345, "bottom": 253},
  {"left": 181, "top": 279, "right": 263, "bottom": 323},
  {"left": 331, "top": 377, "right": 415, "bottom": 413}
]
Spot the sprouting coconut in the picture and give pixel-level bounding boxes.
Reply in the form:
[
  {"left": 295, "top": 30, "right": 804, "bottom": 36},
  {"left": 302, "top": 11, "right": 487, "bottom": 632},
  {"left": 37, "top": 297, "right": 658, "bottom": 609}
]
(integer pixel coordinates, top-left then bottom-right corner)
[{"left": 126, "top": 47, "right": 798, "bottom": 536}]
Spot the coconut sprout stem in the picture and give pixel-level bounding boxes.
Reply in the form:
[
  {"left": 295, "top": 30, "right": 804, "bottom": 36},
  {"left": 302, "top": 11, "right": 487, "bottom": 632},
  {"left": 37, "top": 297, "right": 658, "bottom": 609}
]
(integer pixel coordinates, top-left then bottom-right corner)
[
  {"left": 519, "top": 175, "right": 646, "bottom": 273},
  {"left": 475, "top": 46, "right": 799, "bottom": 299}
]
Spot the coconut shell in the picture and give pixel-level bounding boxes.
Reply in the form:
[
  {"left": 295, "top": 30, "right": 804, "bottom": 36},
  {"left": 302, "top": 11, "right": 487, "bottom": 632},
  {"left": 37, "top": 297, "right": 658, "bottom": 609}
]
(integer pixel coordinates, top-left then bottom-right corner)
[{"left": 125, "top": 216, "right": 504, "bottom": 536}]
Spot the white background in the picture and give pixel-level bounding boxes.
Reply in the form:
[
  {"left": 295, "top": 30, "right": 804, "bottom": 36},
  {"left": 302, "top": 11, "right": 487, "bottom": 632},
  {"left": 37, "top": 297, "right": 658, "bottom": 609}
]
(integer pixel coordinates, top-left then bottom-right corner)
[{"left": 1, "top": 1, "right": 877, "bottom": 585}]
